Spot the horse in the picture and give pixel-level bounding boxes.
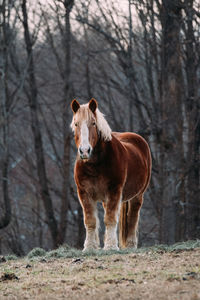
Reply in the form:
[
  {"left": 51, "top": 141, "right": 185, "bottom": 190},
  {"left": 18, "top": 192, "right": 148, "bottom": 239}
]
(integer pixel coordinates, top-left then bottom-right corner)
[{"left": 70, "top": 98, "right": 151, "bottom": 251}]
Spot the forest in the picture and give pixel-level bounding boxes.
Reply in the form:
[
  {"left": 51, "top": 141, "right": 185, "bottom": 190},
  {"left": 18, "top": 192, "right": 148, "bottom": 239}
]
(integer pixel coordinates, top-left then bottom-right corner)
[{"left": 0, "top": 0, "right": 199, "bottom": 255}]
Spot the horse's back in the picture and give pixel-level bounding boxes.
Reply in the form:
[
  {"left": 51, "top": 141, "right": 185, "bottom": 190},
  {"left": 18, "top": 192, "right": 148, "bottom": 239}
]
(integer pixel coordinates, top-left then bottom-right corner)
[
  {"left": 112, "top": 132, "right": 151, "bottom": 200},
  {"left": 112, "top": 132, "right": 149, "bottom": 156}
]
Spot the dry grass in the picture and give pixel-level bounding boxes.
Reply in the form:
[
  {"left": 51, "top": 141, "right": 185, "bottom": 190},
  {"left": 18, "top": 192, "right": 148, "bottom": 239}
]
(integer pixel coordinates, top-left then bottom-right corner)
[{"left": 0, "top": 240, "right": 200, "bottom": 299}]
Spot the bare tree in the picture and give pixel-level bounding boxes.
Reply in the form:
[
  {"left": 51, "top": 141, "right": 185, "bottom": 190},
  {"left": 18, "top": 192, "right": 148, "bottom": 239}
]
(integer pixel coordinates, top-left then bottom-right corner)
[
  {"left": 158, "top": 0, "right": 184, "bottom": 243},
  {"left": 183, "top": 0, "right": 200, "bottom": 240},
  {"left": 21, "top": 0, "right": 59, "bottom": 247},
  {"left": 0, "top": 0, "right": 12, "bottom": 229},
  {"left": 58, "top": 0, "right": 74, "bottom": 245}
]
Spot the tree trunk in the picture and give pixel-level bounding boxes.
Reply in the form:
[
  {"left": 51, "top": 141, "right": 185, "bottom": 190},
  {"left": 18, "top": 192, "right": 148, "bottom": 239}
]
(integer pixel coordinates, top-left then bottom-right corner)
[
  {"left": 76, "top": 205, "right": 85, "bottom": 249},
  {"left": 0, "top": 1, "right": 11, "bottom": 229},
  {"left": 184, "top": 0, "right": 200, "bottom": 239},
  {"left": 21, "top": 0, "right": 58, "bottom": 248},
  {"left": 57, "top": 0, "right": 74, "bottom": 246},
  {"left": 159, "top": 0, "right": 184, "bottom": 244}
]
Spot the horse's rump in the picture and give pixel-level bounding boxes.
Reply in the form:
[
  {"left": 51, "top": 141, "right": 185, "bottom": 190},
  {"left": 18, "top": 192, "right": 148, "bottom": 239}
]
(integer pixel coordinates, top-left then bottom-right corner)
[
  {"left": 113, "top": 132, "right": 152, "bottom": 248},
  {"left": 112, "top": 132, "right": 151, "bottom": 202}
]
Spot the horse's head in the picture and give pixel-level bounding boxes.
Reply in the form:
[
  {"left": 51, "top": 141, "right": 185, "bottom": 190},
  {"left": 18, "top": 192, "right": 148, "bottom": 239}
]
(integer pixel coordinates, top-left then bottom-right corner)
[{"left": 71, "top": 98, "right": 99, "bottom": 161}]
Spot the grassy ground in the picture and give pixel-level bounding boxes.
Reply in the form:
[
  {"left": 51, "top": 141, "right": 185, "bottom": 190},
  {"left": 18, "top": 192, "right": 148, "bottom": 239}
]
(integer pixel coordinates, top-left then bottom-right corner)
[{"left": 0, "top": 240, "right": 200, "bottom": 299}]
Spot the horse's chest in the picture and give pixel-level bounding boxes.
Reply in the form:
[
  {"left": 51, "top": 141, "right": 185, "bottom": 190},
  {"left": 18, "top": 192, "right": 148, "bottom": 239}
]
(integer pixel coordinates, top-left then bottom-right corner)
[{"left": 82, "top": 176, "right": 107, "bottom": 202}]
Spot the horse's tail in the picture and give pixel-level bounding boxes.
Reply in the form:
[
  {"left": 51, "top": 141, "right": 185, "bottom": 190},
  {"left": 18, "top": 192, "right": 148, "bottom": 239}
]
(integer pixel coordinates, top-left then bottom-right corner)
[{"left": 119, "top": 201, "right": 129, "bottom": 248}]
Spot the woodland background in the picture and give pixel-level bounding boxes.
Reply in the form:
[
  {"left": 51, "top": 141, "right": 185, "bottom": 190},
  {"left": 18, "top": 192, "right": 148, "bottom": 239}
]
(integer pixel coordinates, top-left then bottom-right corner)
[{"left": 0, "top": 0, "right": 199, "bottom": 255}]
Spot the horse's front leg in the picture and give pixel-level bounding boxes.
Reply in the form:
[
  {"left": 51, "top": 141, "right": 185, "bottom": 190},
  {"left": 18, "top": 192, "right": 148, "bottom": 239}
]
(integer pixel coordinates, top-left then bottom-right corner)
[
  {"left": 78, "top": 189, "right": 99, "bottom": 251},
  {"left": 104, "top": 189, "right": 122, "bottom": 250}
]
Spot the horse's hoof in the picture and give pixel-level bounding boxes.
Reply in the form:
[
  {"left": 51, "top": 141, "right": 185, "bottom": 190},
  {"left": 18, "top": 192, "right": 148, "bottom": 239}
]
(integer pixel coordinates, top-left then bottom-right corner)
[
  {"left": 126, "top": 241, "right": 138, "bottom": 249},
  {"left": 83, "top": 246, "right": 99, "bottom": 252},
  {"left": 103, "top": 245, "right": 119, "bottom": 251}
]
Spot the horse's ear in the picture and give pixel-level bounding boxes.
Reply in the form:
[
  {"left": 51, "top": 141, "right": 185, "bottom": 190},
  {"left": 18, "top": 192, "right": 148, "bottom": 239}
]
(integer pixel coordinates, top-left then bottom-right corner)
[
  {"left": 89, "top": 98, "right": 98, "bottom": 113},
  {"left": 71, "top": 99, "right": 80, "bottom": 113}
]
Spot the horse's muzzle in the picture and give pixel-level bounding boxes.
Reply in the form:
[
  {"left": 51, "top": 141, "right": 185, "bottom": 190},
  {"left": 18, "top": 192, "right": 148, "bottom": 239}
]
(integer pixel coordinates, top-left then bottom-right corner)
[{"left": 79, "top": 145, "right": 92, "bottom": 160}]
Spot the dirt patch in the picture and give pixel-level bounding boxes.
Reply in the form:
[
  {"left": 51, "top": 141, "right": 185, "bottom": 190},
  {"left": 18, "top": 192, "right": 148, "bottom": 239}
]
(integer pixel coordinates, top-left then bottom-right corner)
[
  {"left": 0, "top": 247, "right": 200, "bottom": 299},
  {"left": 0, "top": 272, "right": 19, "bottom": 282}
]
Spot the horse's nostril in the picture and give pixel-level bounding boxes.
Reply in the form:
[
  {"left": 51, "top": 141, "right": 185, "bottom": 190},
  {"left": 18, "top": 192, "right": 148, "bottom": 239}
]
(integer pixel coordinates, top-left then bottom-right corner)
[{"left": 79, "top": 146, "right": 91, "bottom": 158}]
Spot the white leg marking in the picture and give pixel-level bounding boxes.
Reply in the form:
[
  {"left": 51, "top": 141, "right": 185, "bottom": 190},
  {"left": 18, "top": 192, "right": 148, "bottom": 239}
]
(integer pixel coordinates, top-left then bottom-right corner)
[
  {"left": 104, "top": 199, "right": 121, "bottom": 250},
  {"left": 83, "top": 207, "right": 99, "bottom": 251},
  {"left": 104, "top": 224, "right": 119, "bottom": 250}
]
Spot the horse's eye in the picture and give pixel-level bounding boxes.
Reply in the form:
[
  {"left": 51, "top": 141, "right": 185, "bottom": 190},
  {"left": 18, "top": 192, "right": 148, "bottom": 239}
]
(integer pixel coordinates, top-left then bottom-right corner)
[
  {"left": 75, "top": 123, "right": 78, "bottom": 127},
  {"left": 92, "top": 122, "right": 96, "bottom": 126}
]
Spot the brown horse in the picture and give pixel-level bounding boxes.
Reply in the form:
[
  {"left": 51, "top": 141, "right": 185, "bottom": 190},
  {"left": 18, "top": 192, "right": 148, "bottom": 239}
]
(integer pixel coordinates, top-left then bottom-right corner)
[{"left": 71, "top": 98, "right": 151, "bottom": 251}]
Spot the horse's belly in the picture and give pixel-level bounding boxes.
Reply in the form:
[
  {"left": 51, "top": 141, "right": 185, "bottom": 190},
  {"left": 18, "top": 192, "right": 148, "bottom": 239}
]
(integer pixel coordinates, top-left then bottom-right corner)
[{"left": 122, "top": 166, "right": 148, "bottom": 201}]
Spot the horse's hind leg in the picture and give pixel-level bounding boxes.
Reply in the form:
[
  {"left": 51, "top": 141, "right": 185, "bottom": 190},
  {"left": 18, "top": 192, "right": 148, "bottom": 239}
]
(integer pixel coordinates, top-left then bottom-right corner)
[{"left": 126, "top": 194, "right": 143, "bottom": 248}]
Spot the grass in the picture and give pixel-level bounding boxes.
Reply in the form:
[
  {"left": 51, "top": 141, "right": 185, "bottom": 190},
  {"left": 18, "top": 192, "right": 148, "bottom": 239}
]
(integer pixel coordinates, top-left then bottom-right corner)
[
  {"left": 1, "top": 239, "right": 199, "bottom": 262},
  {"left": 25, "top": 239, "right": 200, "bottom": 261},
  {"left": 0, "top": 239, "right": 199, "bottom": 264},
  {"left": 4, "top": 255, "right": 18, "bottom": 261}
]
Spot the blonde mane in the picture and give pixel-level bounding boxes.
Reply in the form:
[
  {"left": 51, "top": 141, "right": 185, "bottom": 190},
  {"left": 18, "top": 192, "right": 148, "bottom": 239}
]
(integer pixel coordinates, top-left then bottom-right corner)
[{"left": 71, "top": 103, "right": 112, "bottom": 141}]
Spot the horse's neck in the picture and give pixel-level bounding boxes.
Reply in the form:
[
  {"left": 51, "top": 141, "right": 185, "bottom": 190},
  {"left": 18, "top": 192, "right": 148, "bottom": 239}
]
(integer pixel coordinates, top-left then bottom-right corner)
[
  {"left": 91, "top": 138, "right": 110, "bottom": 163},
  {"left": 76, "top": 137, "right": 113, "bottom": 166}
]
